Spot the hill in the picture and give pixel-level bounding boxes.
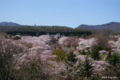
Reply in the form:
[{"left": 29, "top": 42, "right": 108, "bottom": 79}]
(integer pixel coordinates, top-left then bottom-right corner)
[
  {"left": 77, "top": 22, "right": 120, "bottom": 30},
  {"left": 0, "top": 22, "right": 21, "bottom": 26}
]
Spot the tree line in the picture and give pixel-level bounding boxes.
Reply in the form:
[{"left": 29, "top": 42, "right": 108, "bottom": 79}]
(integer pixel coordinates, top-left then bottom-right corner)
[{"left": 0, "top": 26, "right": 92, "bottom": 36}]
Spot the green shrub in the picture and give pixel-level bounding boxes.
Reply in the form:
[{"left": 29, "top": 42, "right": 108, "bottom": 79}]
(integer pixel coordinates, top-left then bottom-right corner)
[
  {"left": 51, "top": 49, "right": 67, "bottom": 62},
  {"left": 14, "top": 36, "right": 21, "bottom": 40},
  {"left": 4, "top": 34, "right": 12, "bottom": 38},
  {"left": 80, "top": 34, "right": 87, "bottom": 38}
]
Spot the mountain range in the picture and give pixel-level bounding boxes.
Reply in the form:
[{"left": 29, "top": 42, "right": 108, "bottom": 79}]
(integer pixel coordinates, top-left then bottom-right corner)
[
  {"left": 0, "top": 22, "right": 21, "bottom": 26},
  {"left": 0, "top": 22, "right": 120, "bottom": 30},
  {"left": 77, "top": 22, "right": 120, "bottom": 30}
]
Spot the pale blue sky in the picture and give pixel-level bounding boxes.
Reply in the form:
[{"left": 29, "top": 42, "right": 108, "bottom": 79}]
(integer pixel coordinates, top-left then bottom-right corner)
[{"left": 0, "top": 0, "right": 120, "bottom": 28}]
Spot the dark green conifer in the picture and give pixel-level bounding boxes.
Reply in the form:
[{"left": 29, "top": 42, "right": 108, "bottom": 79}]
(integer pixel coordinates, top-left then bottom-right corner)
[
  {"left": 91, "top": 46, "right": 100, "bottom": 60},
  {"left": 106, "top": 50, "right": 112, "bottom": 61},
  {"left": 108, "top": 53, "right": 120, "bottom": 66},
  {"left": 81, "top": 50, "right": 86, "bottom": 55},
  {"left": 65, "top": 51, "right": 77, "bottom": 64},
  {"left": 81, "top": 56, "right": 93, "bottom": 78}
]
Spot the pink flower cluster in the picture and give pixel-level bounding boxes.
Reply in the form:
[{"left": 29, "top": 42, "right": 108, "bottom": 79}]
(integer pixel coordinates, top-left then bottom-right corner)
[
  {"left": 12, "top": 35, "right": 52, "bottom": 64},
  {"left": 58, "top": 36, "right": 68, "bottom": 45},
  {"left": 75, "top": 55, "right": 109, "bottom": 74},
  {"left": 64, "top": 41, "right": 71, "bottom": 47}
]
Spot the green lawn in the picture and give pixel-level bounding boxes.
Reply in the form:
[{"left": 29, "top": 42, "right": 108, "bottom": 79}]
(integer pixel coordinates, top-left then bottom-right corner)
[{"left": 78, "top": 51, "right": 81, "bottom": 55}]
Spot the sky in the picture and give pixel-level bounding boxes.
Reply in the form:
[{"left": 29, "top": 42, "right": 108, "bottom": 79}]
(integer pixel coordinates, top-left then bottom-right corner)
[{"left": 0, "top": 0, "right": 120, "bottom": 28}]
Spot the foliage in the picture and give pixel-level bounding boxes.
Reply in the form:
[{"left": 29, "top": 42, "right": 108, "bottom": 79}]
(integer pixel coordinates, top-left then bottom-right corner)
[
  {"left": 14, "top": 35, "right": 21, "bottom": 40},
  {"left": 60, "top": 51, "right": 82, "bottom": 79},
  {"left": 64, "top": 41, "right": 71, "bottom": 47},
  {"left": 4, "top": 33, "right": 12, "bottom": 38},
  {"left": 21, "top": 42, "right": 33, "bottom": 48},
  {"left": 90, "top": 29, "right": 113, "bottom": 35},
  {"left": 70, "top": 39, "right": 79, "bottom": 49},
  {"left": 109, "top": 36, "right": 118, "bottom": 42},
  {"left": 63, "top": 37, "right": 76, "bottom": 47},
  {"left": 0, "top": 25, "right": 92, "bottom": 36},
  {"left": 97, "top": 31, "right": 111, "bottom": 51},
  {"left": 18, "top": 58, "right": 50, "bottom": 80},
  {"left": 0, "top": 39, "right": 24, "bottom": 80},
  {"left": 106, "top": 50, "right": 112, "bottom": 61},
  {"left": 69, "top": 47, "right": 75, "bottom": 51},
  {"left": 80, "top": 34, "right": 87, "bottom": 38},
  {"left": 81, "top": 56, "right": 93, "bottom": 78},
  {"left": 61, "top": 60, "right": 82, "bottom": 79},
  {"left": 0, "top": 39, "right": 50, "bottom": 80},
  {"left": 108, "top": 53, "right": 120, "bottom": 66},
  {"left": 85, "top": 34, "right": 98, "bottom": 39},
  {"left": 81, "top": 50, "right": 86, "bottom": 55},
  {"left": 51, "top": 49, "right": 67, "bottom": 62},
  {"left": 114, "top": 31, "right": 120, "bottom": 36},
  {"left": 70, "top": 34, "right": 74, "bottom": 36},
  {"left": 91, "top": 46, "right": 102, "bottom": 60},
  {"left": 91, "top": 73, "right": 101, "bottom": 80},
  {"left": 65, "top": 51, "right": 77, "bottom": 64},
  {"left": 101, "top": 65, "right": 120, "bottom": 79}
]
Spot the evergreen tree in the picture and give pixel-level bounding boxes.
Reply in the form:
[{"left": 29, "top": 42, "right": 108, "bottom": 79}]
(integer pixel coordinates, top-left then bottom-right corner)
[
  {"left": 65, "top": 51, "right": 77, "bottom": 64},
  {"left": 108, "top": 50, "right": 112, "bottom": 58},
  {"left": 108, "top": 53, "right": 120, "bottom": 66},
  {"left": 91, "top": 46, "right": 100, "bottom": 60},
  {"left": 81, "top": 56, "right": 93, "bottom": 78},
  {"left": 106, "top": 50, "right": 112, "bottom": 61},
  {"left": 63, "top": 51, "right": 82, "bottom": 79},
  {"left": 81, "top": 50, "right": 86, "bottom": 55},
  {"left": 92, "top": 73, "right": 101, "bottom": 80}
]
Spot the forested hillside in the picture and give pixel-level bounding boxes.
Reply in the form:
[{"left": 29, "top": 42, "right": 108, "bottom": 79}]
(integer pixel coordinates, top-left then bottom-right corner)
[
  {"left": 77, "top": 22, "right": 120, "bottom": 32},
  {"left": 0, "top": 26, "right": 92, "bottom": 36}
]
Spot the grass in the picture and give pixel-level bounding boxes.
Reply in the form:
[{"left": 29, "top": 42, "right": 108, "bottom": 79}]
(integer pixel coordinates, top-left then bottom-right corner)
[
  {"left": 78, "top": 51, "right": 81, "bottom": 55},
  {"left": 78, "top": 51, "right": 91, "bottom": 57}
]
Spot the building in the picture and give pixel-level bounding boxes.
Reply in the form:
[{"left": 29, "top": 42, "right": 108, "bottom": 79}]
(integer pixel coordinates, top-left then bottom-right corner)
[{"left": 46, "top": 33, "right": 60, "bottom": 38}]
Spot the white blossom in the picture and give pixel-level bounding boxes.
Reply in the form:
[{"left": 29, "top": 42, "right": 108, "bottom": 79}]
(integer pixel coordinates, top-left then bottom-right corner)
[
  {"left": 108, "top": 36, "right": 120, "bottom": 55},
  {"left": 58, "top": 36, "right": 68, "bottom": 45},
  {"left": 77, "top": 38, "right": 97, "bottom": 51}
]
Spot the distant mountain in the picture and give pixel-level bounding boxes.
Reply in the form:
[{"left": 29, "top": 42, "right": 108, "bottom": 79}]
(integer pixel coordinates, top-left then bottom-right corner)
[
  {"left": 0, "top": 22, "right": 21, "bottom": 27},
  {"left": 77, "top": 22, "right": 120, "bottom": 30}
]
